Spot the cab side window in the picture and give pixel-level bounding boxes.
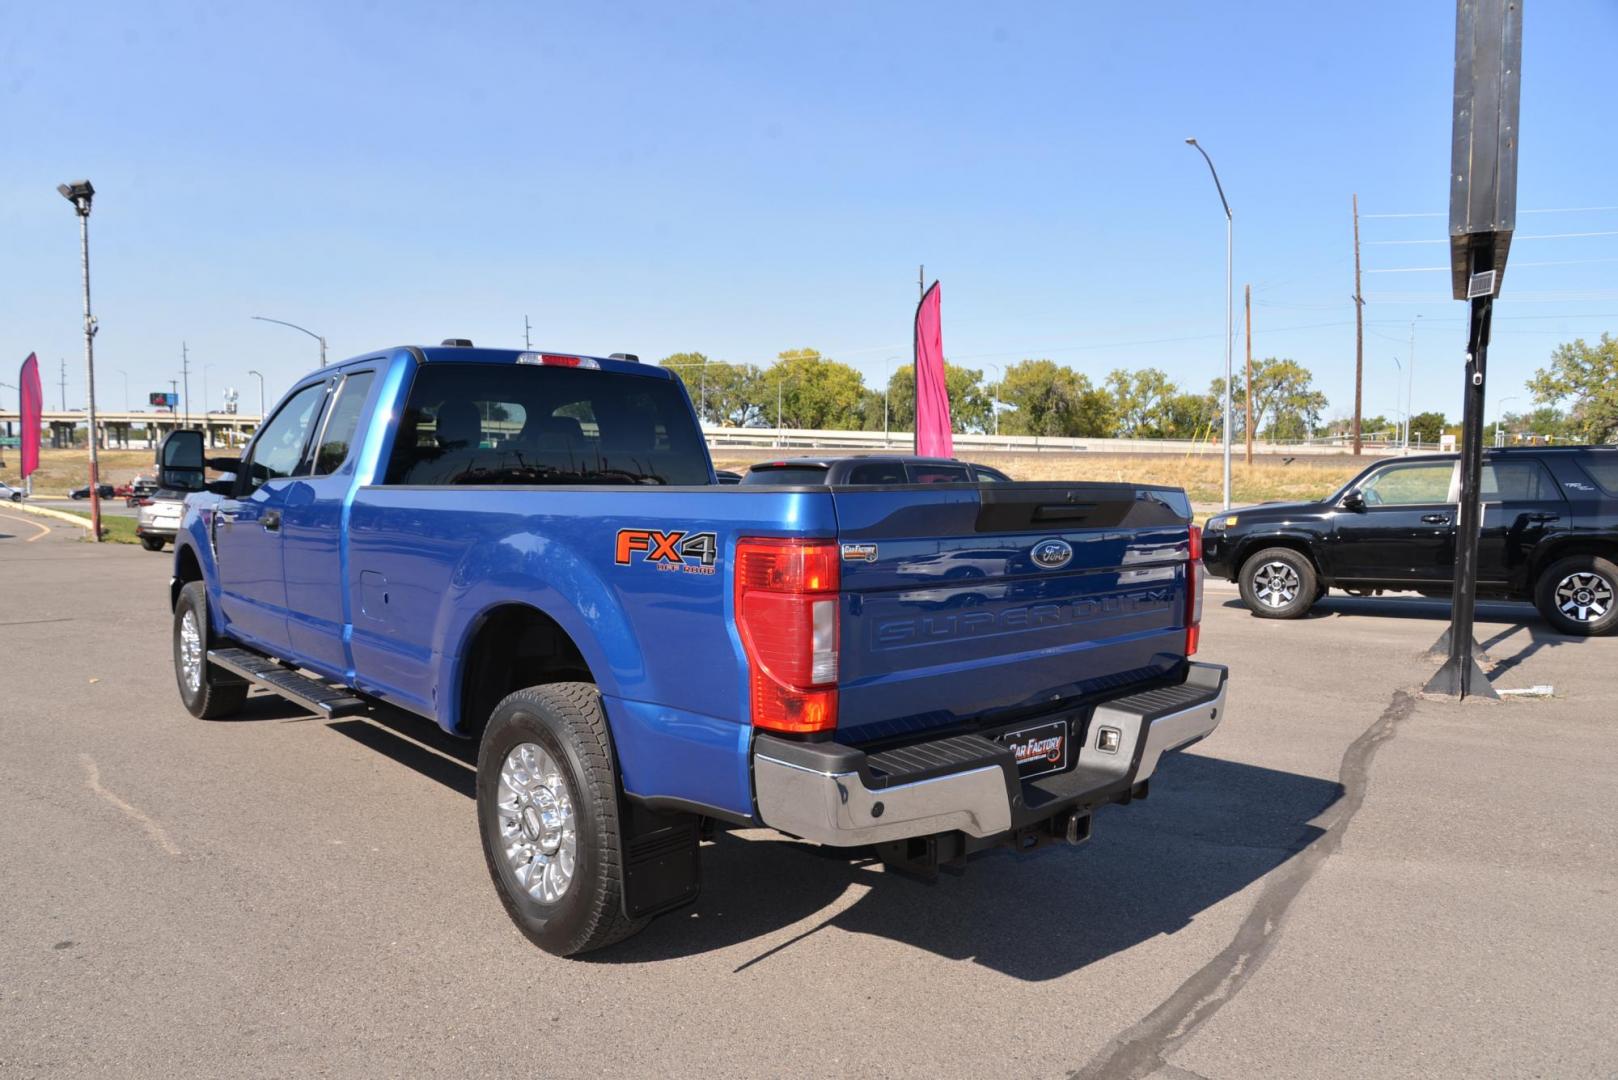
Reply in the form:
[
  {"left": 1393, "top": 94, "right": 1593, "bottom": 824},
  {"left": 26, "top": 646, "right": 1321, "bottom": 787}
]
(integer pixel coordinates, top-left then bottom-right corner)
[
  {"left": 243, "top": 382, "right": 327, "bottom": 491},
  {"left": 1357, "top": 461, "right": 1454, "bottom": 506},
  {"left": 313, "top": 372, "right": 376, "bottom": 475}
]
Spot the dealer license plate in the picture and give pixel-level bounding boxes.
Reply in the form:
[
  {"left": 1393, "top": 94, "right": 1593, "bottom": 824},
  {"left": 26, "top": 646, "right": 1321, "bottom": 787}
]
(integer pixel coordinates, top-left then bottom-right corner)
[{"left": 998, "top": 719, "right": 1069, "bottom": 779}]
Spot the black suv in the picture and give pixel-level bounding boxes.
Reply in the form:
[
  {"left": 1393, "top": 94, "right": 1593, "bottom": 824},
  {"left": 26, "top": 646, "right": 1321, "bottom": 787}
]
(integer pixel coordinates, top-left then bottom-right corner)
[{"left": 1202, "top": 446, "right": 1618, "bottom": 636}]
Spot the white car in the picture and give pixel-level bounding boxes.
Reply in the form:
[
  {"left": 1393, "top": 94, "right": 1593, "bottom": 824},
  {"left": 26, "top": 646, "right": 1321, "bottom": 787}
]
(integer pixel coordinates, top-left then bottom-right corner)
[
  {"left": 135, "top": 490, "right": 185, "bottom": 551},
  {"left": 0, "top": 481, "right": 23, "bottom": 502}
]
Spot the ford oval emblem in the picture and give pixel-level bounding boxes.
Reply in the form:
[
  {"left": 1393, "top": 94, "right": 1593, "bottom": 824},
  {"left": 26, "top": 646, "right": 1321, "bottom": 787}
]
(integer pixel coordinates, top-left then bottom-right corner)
[{"left": 1032, "top": 538, "right": 1073, "bottom": 570}]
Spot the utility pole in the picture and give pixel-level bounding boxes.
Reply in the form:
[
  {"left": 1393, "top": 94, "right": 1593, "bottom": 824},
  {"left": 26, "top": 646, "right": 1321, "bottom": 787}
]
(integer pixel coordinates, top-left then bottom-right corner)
[
  {"left": 524, "top": 315, "right": 532, "bottom": 349},
  {"left": 181, "top": 342, "right": 192, "bottom": 428},
  {"left": 60, "top": 358, "right": 68, "bottom": 411},
  {"left": 169, "top": 379, "right": 180, "bottom": 429},
  {"left": 1243, "top": 284, "right": 1254, "bottom": 464},
  {"left": 918, "top": 264, "right": 925, "bottom": 301},
  {"left": 1352, "top": 193, "right": 1365, "bottom": 456}
]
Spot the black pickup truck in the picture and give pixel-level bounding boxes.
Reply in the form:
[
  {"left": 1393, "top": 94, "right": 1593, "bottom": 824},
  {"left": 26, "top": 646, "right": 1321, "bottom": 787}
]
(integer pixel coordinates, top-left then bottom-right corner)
[{"left": 1202, "top": 446, "right": 1618, "bottom": 636}]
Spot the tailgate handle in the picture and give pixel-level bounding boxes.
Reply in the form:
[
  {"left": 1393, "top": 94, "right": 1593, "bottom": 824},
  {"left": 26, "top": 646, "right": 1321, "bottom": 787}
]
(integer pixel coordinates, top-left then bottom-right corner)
[{"left": 1033, "top": 503, "right": 1096, "bottom": 523}]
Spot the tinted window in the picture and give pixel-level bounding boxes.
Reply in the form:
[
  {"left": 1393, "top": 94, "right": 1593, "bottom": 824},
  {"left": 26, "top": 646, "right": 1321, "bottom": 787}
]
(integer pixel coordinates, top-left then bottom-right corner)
[
  {"left": 909, "top": 463, "right": 971, "bottom": 484},
  {"left": 740, "top": 466, "right": 829, "bottom": 486},
  {"left": 1358, "top": 461, "right": 1453, "bottom": 506},
  {"left": 1578, "top": 454, "right": 1618, "bottom": 496},
  {"left": 384, "top": 363, "right": 709, "bottom": 486},
  {"left": 974, "top": 465, "right": 1011, "bottom": 482},
  {"left": 245, "top": 382, "right": 327, "bottom": 489},
  {"left": 846, "top": 462, "right": 908, "bottom": 485},
  {"left": 1481, "top": 460, "right": 1562, "bottom": 502},
  {"left": 314, "top": 371, "right": 375, "bottom": 475}
]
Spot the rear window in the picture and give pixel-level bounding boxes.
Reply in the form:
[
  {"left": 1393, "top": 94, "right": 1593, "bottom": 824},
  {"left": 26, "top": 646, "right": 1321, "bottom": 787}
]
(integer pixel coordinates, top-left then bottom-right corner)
[
  {"left": 384, "top": 363, "right": 710, "bottom": 486},
  {"left": 741, "top": 466, "right": 829, "bottom": 486},
  {"left": 909, "top": 463, "right": 971, "bottom": 483},
  {"left": 1578, "top": 454, "right": 1618, "bottom": 496},
  {"left": 845, "top": 461, "right": 908, "bottom": 485}
]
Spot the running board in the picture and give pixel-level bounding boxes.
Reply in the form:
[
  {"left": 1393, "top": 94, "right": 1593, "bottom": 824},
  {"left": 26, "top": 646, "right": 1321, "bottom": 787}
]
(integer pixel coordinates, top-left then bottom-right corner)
[{"left": 207, "top": 647, "right": 369, "bottom": 718}]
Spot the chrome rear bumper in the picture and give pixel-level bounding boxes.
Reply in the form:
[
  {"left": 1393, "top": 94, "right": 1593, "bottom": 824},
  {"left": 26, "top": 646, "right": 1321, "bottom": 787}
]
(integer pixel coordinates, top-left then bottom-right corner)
[{"left": 753, "top": 662, "right": 1227, "bottom": 847}]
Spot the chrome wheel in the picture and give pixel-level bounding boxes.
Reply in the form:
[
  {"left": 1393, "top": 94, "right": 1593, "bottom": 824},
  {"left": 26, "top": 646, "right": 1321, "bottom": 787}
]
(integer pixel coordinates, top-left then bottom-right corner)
[
  {"left": 1554, "top": 572, "right": 1613, "bottom": 624},
  {"left": 1251, "top": 560, "right": 1301, "bottom": 609},
  {"left": 496, "top": 742, "right": 578, "bottom": 904},
  {"left": 179, "top": 609, "right": 203, "bottom": 692}
]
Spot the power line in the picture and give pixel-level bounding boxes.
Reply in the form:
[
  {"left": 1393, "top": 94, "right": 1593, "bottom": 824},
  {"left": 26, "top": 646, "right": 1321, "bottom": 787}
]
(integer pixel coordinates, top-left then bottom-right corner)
[
  {"left": 1366, "top": 256, "right": 1618, "bottom": 273},
  {"left": 1369, "top": 229, "right": 1618, "bottom": 246},
  {"left": 1361, "top": 205, "right": 1618, "bottom": 219}
]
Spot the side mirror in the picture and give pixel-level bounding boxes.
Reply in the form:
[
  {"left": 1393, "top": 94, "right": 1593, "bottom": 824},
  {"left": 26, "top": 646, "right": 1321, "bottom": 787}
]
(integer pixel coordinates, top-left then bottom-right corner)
[
  {"left": 1341, "top": 491, "right": 1366, "bottom": 511},
  {"left": 157, "top": 430, "right": 206, "bottom": 492}
]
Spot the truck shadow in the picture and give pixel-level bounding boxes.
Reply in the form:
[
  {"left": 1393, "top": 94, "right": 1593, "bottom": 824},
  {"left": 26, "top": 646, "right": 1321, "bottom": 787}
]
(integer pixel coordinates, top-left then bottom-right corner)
[
  {"left": 603, "top": 751, "right": 1342, "bottom": 981},
  {"left": 309, "top": 704, "right": 1341, "bottom": 980}
]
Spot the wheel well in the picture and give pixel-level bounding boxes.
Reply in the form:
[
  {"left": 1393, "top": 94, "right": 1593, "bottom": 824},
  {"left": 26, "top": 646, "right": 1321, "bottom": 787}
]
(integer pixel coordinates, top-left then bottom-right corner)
[
  {"left": 1530, "top": 540, "right": 1618, "bottom": 585},
  {"left": 171, "top": 544, "right": 203, "bottom": 610},
  {"left": 457, "top": 604, "right": 592, "bottom": 740},
  {"left": 1233, "top": 536, "right": 1321, "bottom": 581}
]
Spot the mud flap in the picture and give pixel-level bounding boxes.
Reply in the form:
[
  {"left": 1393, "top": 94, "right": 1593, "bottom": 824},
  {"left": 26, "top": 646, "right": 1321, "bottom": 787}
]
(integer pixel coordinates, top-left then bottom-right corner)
[{"left": 618, "top": 798, "right": 701, "bottom": 920}]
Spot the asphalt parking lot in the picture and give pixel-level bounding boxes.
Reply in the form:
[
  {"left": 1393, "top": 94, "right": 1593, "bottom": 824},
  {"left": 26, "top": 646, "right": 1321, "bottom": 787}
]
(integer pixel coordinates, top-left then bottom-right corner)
[{"left": 2, "top": 516, "right": 1614, "bottom": 1079}]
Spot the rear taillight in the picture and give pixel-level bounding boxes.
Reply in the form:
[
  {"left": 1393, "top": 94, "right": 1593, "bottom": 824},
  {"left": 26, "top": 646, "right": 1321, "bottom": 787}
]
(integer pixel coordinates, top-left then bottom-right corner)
[
  {"left": 1186, "top": 525, "right": 1205, "bottom": 656},
  {"left": 734, "top": 538, "right": 840, "bottom": 733}
]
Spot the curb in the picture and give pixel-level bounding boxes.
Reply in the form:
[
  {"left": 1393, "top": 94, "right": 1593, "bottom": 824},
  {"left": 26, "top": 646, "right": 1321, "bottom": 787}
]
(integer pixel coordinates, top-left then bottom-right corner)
[{"left": 5, "top": 501, "right": 94, "bottom": 531}]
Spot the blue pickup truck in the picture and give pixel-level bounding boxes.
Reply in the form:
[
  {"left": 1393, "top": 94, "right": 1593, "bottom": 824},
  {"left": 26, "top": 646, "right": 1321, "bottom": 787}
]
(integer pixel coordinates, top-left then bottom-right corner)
[{"left": 156, "top": 343, "right": 1227, "bottom": 956}]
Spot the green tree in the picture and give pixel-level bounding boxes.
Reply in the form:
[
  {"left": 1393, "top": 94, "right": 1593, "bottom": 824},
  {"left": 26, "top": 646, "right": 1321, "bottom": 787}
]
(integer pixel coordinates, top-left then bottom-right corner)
[
  {"left": 658, "top": 353, "right": 765, "bottom": 427},
  {"left": 1408, "top": 411, "right": 1447, "bottom": 445},
  {"left": 998, "top": 359, "right": 1116, "bottom": 437},
  {"left": 1527, "top": 333, "right": 1618, "bottom": 442},
  {"left": 1106, "top": 368, "right": 1183, "bottom": 437},
  {"left": 1498, "top": 405, "right": 1576, "bottom": 443},
  {"left": 884, "top": 362, "right": 994, "bottom": 434},
  {"left": 1214, "top": 358, "right": 1328, "bottom": 441},
  {"left": 763, "top": 349, "right": 869, "bottom": 430}
]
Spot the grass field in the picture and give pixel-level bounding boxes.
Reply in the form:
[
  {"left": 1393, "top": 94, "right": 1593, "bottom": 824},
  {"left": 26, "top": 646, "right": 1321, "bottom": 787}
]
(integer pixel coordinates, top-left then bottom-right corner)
[{"left": 11, "top": 445, "right": 1367, "bottom": 513}]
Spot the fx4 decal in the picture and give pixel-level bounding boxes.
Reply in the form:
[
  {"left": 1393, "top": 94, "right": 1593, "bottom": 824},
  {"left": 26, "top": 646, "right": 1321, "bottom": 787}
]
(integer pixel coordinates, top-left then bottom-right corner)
[{"left": 615, "top": 529, "right": 719, "bottom": 575}]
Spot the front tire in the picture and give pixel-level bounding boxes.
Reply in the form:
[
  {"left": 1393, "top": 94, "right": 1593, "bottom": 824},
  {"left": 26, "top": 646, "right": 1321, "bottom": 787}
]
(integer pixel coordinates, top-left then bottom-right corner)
[
  {"left": 1535, "top": 555, "right": 1618, "bottom": 637},
  {"left": 1238, "top": 547, "right": 1318, "bottom": 620},
  {"left": 172, "top": 582, "right": 248, "bottom": 718},
  {"left": 477, "top": 683, "right": 646, "bottom": 956}
]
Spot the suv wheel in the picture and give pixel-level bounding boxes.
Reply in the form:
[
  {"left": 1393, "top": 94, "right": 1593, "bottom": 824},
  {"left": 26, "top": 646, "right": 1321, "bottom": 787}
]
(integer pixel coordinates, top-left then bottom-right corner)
[
  {"left": 1535, "top": 555, "right": 1618, "bottom": 637},
  {"left": 1238, "top": 547, "right": 1318, "bottom": 620}
]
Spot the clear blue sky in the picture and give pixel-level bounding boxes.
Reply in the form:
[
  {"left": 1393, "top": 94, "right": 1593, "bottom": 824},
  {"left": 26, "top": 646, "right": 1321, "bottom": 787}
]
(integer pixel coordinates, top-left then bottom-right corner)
[{"left": 4, "top": 0, "right": 1615, "bottom": 427}]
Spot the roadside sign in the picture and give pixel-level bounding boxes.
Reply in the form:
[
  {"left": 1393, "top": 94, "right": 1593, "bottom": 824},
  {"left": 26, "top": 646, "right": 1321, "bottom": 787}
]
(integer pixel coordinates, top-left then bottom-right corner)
[{"left": 149, "top": 391, "right": 178, "bottom": 408}]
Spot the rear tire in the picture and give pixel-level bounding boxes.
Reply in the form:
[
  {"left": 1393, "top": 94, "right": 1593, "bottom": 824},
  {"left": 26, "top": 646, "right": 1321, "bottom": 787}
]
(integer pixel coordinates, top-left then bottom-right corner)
[
  {"left": 477, "top": 683, "right": 647, "bottom": 956},
  {"left": 1535, "top": 555, "right": 1618, "bottom": 637},
  {"left": 140, "top": 536, "right": 166, "bottom": 552},
  {"left": 1238, "top": 547, "right": 1318, "bottom": 620},
  {"left": 173, "top": 582, "right": 248, "bottom": 719}
]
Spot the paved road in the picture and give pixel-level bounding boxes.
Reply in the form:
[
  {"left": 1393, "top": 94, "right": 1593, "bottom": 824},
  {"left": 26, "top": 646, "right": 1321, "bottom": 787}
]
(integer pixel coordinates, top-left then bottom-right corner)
[
  {"left": 26, "top": 496, "right": 142, "bottom": 519},
  {"left": 1, "top": 521, "right": 1613, "bottom": 1078}
]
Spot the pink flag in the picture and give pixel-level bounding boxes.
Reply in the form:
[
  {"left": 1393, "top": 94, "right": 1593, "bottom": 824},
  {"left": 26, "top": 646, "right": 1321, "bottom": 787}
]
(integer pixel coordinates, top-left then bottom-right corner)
[
  {"left": 913, "top": 280, "right": 953, "bottom": 457},
  {"left": 19, "top": 353, "right": 42, "bottom": 479}
]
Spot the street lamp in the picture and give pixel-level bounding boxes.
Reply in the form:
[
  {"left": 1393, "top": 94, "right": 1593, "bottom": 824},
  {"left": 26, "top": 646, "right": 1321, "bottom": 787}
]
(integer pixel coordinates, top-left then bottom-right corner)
[
  {"left": 1494, "top": 395, "right": 1522, "bottom": 447},
  {"left": 115, "top": 368, "right": 130, "bottom": 411},
  {"left": 983, "top": 362, "right": 1003, "bottom": 438},
  {"left": 1406, "top": 314, "right": 1422, "bottom": 450},
  {"left": 246, "top": 369, "right": 266, "bottom": 423},
  {"left": 1185, "top": 139, "right": 1234, "bottom": 509},
  {"left": 252, "top": 315, "right": 327, "bottom": 367},
  {"left": 58, "top": 178, "right": 103, "bottom": 542}
]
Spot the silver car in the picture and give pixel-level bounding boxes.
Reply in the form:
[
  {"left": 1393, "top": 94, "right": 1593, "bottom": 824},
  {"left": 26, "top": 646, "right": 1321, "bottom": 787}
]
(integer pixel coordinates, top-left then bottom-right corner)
[
  {"left": 135, "top": 490, "right": 185, "bottom": 551},
  {"left": 0, "top": 481, "right": 23, "bottom": 502}
]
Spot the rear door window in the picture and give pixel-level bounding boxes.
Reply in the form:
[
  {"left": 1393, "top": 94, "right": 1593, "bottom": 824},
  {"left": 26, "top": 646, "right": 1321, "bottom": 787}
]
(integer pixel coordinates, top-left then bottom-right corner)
[
  {"left": 1481, "top": 459, "right": 1563, "bottom": 502},
  {"left": 908, "top": 463, "right": 971, "bottom": 484},
  {"left": 384, "top": 363, "right": 710, "bottom": 486},
  {"left": 845, "top": 461, "right": 909, "bottom": 485}
]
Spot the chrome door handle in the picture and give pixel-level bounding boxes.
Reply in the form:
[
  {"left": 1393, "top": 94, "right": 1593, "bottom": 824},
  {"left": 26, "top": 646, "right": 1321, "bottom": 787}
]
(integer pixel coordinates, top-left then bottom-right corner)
[
  {"left": 217, "top": 510, "right": 238, "bottom": 525},
  {"left": 1421, "top": 514, "right": 1450, "bottom": 525}
]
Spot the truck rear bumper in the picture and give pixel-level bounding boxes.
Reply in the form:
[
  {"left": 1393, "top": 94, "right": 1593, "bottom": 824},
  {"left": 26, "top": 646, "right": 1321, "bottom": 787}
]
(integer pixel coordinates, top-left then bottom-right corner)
[{"left": 753, "top": 662, "right": 1227, "bottom": 847}]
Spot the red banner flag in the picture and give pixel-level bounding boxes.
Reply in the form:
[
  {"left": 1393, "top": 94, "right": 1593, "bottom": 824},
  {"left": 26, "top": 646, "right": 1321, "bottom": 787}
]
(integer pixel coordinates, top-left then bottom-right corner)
[
  {"left": 912, "top": 281, "right": 953, "bottom": 457},
  {"left": 19, "top": 352, "right": 42, "bottom": 479}
]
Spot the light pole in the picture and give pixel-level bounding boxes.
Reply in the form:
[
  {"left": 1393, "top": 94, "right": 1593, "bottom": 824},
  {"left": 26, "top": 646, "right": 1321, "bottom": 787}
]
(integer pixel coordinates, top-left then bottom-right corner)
[
  {"left": 1186, "top": 139, "right": 1233, "bottom": 509},
  {"left": 883, "top": 355, "right": 904, "bottom": 445},
  {"left": 1391, "top": 356, "right": 1403, "bottom": 446},
  {"left": 252, "top": 315, "right": 327, "bottom": 367},
  {"left": 247, "top": 369, "right": 266, "bottom": 424},
  {"left": 983, "top": 362, "right": 1002, "bottom": 438},
  {"left": 58, "top": 179, "right": 102, "bottom": 542},
  {"left": 1494, "top": 395, "right": 1521, "bottom": 447},
  {"left": 1406, "top": 314, "right": 1422, "bottom": 450}
]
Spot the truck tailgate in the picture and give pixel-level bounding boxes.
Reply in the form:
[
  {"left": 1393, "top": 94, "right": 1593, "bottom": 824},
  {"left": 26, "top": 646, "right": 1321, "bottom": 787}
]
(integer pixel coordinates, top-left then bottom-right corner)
[{"left": 832, "top": 483, "right": 1192, "bottom": 745}]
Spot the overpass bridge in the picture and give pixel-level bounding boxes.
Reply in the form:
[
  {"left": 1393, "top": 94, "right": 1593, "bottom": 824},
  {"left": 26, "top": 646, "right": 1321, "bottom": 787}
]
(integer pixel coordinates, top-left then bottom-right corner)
[{"left": 0, "top": 409, "right": 262, "bottom": 450}]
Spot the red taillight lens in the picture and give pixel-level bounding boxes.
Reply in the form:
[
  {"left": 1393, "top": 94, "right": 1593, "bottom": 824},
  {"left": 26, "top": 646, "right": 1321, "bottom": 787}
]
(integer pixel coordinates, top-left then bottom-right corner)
[
  {"left": 1186, "top": 525, "right": 1204, "bottom": 656},
  {"left": 734, "top": 538, "right": 840, "bottom": 733}
]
